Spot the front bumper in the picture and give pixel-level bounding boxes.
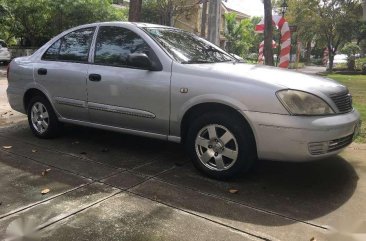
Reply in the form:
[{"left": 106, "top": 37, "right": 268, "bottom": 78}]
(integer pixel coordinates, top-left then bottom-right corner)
[{"left": 243, "top": 110, "right": 361, "bottom": 162}]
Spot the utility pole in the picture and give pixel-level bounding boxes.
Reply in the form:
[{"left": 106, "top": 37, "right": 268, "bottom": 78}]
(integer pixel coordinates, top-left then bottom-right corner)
[
  {"left": 208, "top": 0, "right": 221, "bottom": 45},
  {"left": 201, "top": 0, "right": 208, "bottom": 38},
  {"left": 263, "top": 0, "right": 274, "bottom": 66},
  {"left": 129, "top": 0, "right": 142, "bottom": 22}
]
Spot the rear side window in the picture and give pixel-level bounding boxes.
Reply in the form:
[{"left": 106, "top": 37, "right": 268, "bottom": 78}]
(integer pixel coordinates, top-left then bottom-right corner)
[
  {"left": 94, "top": 26, "right": 150, "bottom": 67},
  {"left": 42, "top": 40, "right": 61, "bottom": 60},
  {"left": 42, "top": 27, "right": 95, "bottom": 63}
]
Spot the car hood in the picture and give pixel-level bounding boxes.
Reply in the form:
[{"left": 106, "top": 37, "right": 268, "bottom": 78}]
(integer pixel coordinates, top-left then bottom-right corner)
[{"left": 183, "top": 62, "right": 347, "bottom": 95}]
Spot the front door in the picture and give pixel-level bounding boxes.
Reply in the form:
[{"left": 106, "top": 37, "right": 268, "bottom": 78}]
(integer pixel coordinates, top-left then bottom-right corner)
[
  {"left": 34, "top": 27, "right": 95, "bottom": 121},
  {"left": 87, "top": 26, "right": 170, "bottom": 135}
]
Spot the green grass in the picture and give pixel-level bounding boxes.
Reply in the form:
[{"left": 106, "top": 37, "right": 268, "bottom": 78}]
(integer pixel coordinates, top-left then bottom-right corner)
[{"left": 326, "top": 74, "right": 366, "bottom": 143}]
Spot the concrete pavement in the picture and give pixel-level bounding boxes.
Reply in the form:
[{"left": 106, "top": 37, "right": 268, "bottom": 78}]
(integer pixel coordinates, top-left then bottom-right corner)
[{"left": 0, "top": 65, "right": 365, "bottom": 241}]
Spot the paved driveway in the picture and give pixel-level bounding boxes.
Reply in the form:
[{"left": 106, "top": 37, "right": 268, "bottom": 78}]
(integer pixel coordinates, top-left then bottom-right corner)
[{"left": 0, "top": 65, "right": 365, "bottom": 241}]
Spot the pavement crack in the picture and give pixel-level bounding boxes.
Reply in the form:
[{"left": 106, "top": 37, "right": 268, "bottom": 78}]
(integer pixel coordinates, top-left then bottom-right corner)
[
  {"left": 0, "top": 182, "right": 94, "bottom": 220},
  {"left": 150, "top": 177, "right": 328, "bottom": 231}
]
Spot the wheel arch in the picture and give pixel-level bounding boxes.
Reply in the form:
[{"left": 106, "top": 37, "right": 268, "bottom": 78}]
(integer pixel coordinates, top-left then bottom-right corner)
[
  {"left": 180, "top": 102, "right": 257, "bottom": 155},
  {"left": 23, "top": 88, "right": 54, "bottom": 113}
]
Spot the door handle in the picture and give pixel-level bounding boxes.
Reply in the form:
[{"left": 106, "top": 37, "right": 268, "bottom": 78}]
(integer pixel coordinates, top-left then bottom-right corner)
[
  {"left": 89, "top": 74, "right": 101, "bottom": 82},
  {"left": 38, "top": 68, "right": 47, "bottom": 75}
]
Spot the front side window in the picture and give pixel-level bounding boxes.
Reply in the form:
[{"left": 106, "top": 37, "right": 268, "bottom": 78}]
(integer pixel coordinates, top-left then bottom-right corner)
[
  {"left": 94, "top": 26, "right": 150, "bottom": 67},
  {"left": 144, "top": 27, "right": 235, "bottom": 64},
  {"left": 42, "top": 27, "right": 95, "bottom": 62}
]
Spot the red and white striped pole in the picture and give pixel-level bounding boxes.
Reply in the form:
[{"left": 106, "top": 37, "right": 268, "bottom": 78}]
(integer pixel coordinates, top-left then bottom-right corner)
[
  {"left": 258, "top": 40, "right": 277, "bottom": 64},
  {"left": 255, "top": 15, "right": 291, "bottom": 68}
]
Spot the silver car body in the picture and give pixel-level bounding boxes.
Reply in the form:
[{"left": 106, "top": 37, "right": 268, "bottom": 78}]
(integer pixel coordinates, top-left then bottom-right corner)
[
  {"left": 0, "top": 40, "right": 11, "bottom": 62},
  {"left": 7, "top": 22, "right": 361, "bottom": 162}
]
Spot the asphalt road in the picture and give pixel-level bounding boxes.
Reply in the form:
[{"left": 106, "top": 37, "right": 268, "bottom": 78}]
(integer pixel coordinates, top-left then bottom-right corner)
[{"left": 0, "top": 65, "right": 365, "bottom": 241}]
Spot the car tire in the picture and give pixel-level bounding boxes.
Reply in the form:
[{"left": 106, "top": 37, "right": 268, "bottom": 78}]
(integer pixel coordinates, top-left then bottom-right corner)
[
  {"left": 27, "top": 95, "right": 61, "bottom": 139},
  {"left": 186, "top": 112, "right": 256, "bottom": 179}
]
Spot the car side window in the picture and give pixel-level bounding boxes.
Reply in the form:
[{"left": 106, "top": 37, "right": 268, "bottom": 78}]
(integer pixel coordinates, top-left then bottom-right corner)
[
  {"left": 42, "top": 40, "right": 61, "bottom": 60},
  {"left": 94, "top": 26, "right": 151, "bottom": 67},
  {"left": 42, "top": 27, "right": 95, "bottom": 62}
]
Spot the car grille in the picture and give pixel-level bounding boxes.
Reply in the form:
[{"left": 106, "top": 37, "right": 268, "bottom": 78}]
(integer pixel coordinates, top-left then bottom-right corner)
[
  {"left": 329, "top": 91, "right": 353, "bottom": 113},
  {"left": 308, "top": 134, "right": 353, "bottom": 155}
]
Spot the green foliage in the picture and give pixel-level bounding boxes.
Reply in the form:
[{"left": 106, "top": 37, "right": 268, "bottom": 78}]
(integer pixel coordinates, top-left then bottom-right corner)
[
  {"left": 0, "top": 0, "right": 127, "bottom": 47},
  {"left": 223, "top": 13, "right": 257, "bottom": 58},
  {"left": 341, "top": 43, "right": 361, "bottom": 57},
  {"left": 141, "top": 0, "right": 192, "bottom": 26},
  {"left": 277, "top": 0, "right": 362, "bottom": 71},
  {"left": 341, "top": 42, "right": 361, "bottom": 70}
]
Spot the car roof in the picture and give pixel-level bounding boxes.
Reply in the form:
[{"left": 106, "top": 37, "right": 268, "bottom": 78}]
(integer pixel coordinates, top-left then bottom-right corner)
[{"left": 76, "top": 21, "right": 174, "bottom": 29}]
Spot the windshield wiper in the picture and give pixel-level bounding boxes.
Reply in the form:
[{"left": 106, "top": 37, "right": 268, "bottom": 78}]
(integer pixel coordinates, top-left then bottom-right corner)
[{"left": 182, "top": 60, "right": 215, "bottom": 64}]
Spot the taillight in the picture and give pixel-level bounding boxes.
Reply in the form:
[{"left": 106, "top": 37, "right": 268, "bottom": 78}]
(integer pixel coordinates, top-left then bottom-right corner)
[{"left": 6, "top": 63, "right": 9, "bottom": 80}]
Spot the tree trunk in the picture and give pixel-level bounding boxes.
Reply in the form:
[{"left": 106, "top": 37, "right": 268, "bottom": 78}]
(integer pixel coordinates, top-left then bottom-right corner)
[
  {"left": 207, "top": 0, "right": 221, "bottom": 45},
  {"left": 305, "top": 40, "right": 311, "bottom": 64},
  {"left": 129, "top": 0, "right": 142, "bottom": 22},
  {"left": 201, "top": 1, "right": 208, "bottom": 38},
  {"left": 263, "top": 0, "right": 274, "bottom": 66},
  {"left": 327, "top": 44, "right": 334, "bottom": 71}
]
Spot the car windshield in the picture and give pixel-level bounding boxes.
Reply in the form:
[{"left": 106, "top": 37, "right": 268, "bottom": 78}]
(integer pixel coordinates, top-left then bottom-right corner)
[{"left": 144, "top": 27, "right": 235, "bottom": 64}]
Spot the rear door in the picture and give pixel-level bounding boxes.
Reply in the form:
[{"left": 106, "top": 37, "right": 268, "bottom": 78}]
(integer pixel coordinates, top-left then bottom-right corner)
[
  {"left": 86, "top": 26, "right": 171, "bottom": 135},
  {"left": 34, "top": 27, "right": 95, "bottom": 121}
]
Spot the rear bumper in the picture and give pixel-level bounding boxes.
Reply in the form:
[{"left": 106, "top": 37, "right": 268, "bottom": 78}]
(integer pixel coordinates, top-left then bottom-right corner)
[
  {"left": 243, "top": 110, "right": 361, "bottom": 162},
  {"left": 6, "top": 87, "right": 25, "bottom": 114},
  {"left": 0, "top": 53, "right": 11, "bottom": 61}
]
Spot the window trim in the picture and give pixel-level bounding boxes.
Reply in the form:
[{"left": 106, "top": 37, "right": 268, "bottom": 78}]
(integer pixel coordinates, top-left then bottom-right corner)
[{"left": 41, "top": 27, "right": 96, "bottom": 64}]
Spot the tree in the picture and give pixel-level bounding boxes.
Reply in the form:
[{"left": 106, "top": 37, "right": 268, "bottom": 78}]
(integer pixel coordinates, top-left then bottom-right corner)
[
  {"left": 141, "top": 0, "right": 192, "bottom": 26},
  {"left": 263, "top": 0, "right": 274, "bottom": 66},
  {"left": 318, "top": 0, "right": 362, "bottom": 71},
  {"left": 224, "top": 13, "right": 255, "bottom": 57},
  {"left": 201, "top": 0, "right": 208, "bottom": 37},
  {"left": 129, "top": 0, "right": 142, "bottom": 22},
  {"left": 341, "top": 42, "right": 361, "bottom": 70},
  {"left": 280, "top": 0, "right": 362, "bottom": 71},
  {"left": 0, "top": 0, "right": 127, "bottom": 47},
  {"left": 208, "top": 0, "right": 221, "bottom": 45}
]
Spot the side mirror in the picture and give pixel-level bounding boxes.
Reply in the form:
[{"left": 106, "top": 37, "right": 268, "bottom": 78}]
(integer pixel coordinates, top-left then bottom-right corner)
[{"left": 127, "top": 53, "right": 153, "bottom": 70}]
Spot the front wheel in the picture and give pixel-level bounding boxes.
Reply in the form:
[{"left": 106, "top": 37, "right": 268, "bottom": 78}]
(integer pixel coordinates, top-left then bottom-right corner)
[
  {"left": 186, "top": 112, "right": 256, "bottom": 179},
  {"left": 27, "top": 95, "right": 60, "bottom": 138}
]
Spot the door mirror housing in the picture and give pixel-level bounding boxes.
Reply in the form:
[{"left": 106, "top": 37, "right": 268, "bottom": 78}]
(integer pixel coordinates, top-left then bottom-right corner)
[{"left": 128, "top": 53, "right": 157, "bottom": 70}]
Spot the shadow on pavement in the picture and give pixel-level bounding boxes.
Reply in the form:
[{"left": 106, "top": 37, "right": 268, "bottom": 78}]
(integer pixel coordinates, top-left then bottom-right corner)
[{"left": 0, "top": 123, "right": 360, "bottom": 228}]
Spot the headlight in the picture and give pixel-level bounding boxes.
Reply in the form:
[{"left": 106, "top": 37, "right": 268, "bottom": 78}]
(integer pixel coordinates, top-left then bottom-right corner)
[{"left": 276, "top": 90, "right": 334, "bottom": 115}]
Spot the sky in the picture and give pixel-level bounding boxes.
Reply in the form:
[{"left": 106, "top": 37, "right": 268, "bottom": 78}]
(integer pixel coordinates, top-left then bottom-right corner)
[{"left": 225, "top": 0, "right": 264, "bottom": 17}]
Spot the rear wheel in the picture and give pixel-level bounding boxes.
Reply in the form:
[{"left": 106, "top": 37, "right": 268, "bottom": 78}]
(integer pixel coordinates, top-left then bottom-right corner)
[
  {"left": 186, "top": 112, "right": 256, "bottom": 179},
  {"left": 27, "top": 95, "right": 60, "bottom": 138}
]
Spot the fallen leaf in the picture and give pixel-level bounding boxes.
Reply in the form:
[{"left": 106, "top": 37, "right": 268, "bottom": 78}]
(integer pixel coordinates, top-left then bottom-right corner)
[
  {"left": 80, "top": 152, "right": 87, "bottom": 155},
  {"left": 9, "top": 113, "right": 13, "bottom": 116},
  {"left": 310, "top": 238, "right": 316, "bottom": 241},
  {"left": 72, "top": 141, "right": 80, "bottom": 145},
  {"left": 41, "top": 168, "right": 51, "bottom": 176},
  {"left": 2, "top": 146, "right": 12, "bottom": 149},
  {"left": 32, "top": 149, "right": 37, "bottom": 153},
  {"left": 41, "top": 188, "right": 50, "bottom": 195},
  {"left": 229, "top": 189, "right": 239, "bottom": 194}
]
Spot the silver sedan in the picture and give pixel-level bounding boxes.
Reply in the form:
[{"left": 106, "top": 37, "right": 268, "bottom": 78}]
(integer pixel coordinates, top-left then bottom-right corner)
[{"left": 6, "top": 22, "right": 361, "bottom": 179}]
